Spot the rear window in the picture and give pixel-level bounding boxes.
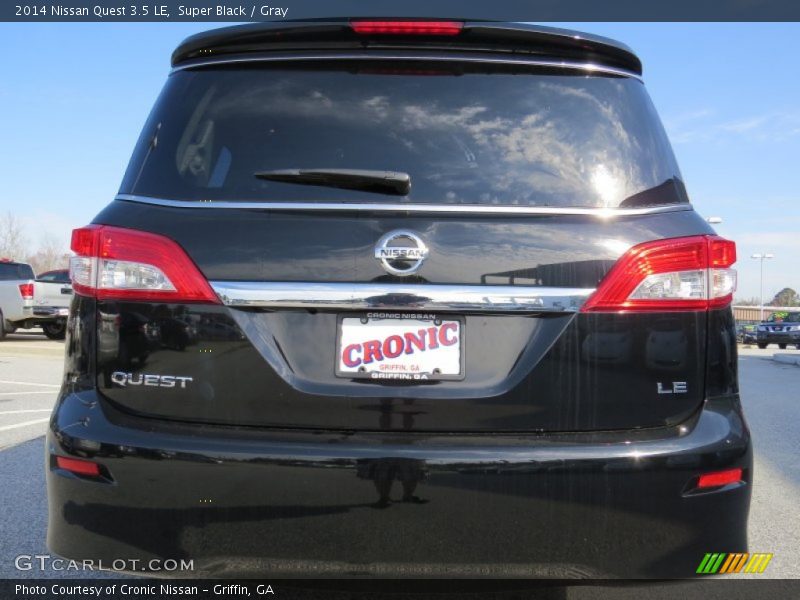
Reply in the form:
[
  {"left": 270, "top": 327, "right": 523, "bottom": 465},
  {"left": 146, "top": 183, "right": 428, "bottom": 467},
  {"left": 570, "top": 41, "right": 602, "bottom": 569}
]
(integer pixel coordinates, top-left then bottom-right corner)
[
  {"left": 121, "top": 62, "right": 687, "bottom": 208},
  {"left": 37, "top": 270, "right": 71, "bottom": 283},
  {"left": 0, "top": 262, "right": 34, "bottom": 280},
  {"left": 768, "top": 312, "right": 800, "bottom": 322}
]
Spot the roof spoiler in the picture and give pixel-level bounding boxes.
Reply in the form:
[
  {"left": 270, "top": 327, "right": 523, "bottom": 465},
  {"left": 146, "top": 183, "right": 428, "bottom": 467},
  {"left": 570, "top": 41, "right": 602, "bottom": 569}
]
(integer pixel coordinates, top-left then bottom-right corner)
[{"left": 171, "top": 20, "right": 642, "bottom": 76}]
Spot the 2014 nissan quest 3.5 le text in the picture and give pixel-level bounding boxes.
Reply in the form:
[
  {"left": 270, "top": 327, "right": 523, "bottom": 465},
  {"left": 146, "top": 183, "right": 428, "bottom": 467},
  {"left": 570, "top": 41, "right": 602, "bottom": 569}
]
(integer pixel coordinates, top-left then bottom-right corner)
[{"left": 47, "top": 20, "right": 751, "bottom": 578}]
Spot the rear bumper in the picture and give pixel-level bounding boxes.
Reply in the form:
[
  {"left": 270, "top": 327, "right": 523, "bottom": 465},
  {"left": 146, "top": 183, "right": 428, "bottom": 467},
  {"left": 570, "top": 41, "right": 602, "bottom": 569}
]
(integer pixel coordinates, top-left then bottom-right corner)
[
  {"left": 46, "top": 392, "right": 751, "bottom": 579},
  {"left": 8, "top": 305, "right": 67, "bottom": 327},
  {"left": 32, "top": 306, "right": 70, "bottom": 318}
]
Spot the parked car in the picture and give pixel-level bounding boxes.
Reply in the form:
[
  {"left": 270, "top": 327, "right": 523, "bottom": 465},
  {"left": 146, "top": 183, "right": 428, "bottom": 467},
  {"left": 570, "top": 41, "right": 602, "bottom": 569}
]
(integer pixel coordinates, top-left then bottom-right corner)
[
  {"left": 0, "top": 260, "right": 72, "bottom": 339},
  {"left": 47, "top": 21, "right": 750, "bottom": 578},
  {"left": 736, "top": 324, "right": 758, "bottom": 345},
  {"left": 33, "top": 268, "right": 73, "bottom": 339},
  {"left": 756, "top": 311, "right": 800, "bottom": 349}
]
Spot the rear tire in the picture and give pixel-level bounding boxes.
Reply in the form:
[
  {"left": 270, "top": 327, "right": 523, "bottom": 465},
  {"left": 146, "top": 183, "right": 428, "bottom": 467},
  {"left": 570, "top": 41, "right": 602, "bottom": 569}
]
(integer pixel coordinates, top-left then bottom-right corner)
[
  {"left": 42, "top": 321, "right": 66, "bottom": 341},
  {"left": 757, "top": 343, "right": 767, "bottom": 349},
  {"left": 778, "top": 343, "right": 787, "bottom": 350}
]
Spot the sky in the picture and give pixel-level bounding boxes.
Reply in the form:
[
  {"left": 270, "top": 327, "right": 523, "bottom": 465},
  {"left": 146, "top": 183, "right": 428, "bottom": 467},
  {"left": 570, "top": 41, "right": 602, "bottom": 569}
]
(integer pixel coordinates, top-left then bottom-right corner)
[{"left": 0, "top": 22, "right": 798, "bottom": 301}]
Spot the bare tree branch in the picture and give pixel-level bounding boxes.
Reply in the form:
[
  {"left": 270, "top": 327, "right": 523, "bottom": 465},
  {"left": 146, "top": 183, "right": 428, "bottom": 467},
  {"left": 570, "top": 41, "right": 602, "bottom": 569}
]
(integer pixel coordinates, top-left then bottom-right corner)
[
  {"left": 0, "top": 212, "right": 28, "bottom": 261},
  {"left": 27, "top": 232, "right": 69, "bottom": 275}
]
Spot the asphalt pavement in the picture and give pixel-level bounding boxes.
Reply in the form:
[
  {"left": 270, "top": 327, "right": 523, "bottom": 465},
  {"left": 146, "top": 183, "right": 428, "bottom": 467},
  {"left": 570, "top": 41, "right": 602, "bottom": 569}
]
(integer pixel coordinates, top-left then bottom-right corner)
[
  {"left": 0, "top": 333, "right": 63, "bottom": 451},
  {"left": 0, "top": 334, "right": 797, "bottom": 584}
]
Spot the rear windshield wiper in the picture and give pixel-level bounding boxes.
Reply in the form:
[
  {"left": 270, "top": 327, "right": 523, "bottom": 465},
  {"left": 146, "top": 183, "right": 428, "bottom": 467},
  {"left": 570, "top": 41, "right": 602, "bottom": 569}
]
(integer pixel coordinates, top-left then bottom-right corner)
[{"left": 254, "top": 168, "right": 411, "bottom": 196}]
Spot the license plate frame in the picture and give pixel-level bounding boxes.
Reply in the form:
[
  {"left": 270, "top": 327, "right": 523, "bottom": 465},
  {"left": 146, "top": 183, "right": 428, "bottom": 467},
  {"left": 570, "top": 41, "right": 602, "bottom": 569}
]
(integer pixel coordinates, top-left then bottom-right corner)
[{"left": 335, "top": 312, "right": 465, "bottom": 381}]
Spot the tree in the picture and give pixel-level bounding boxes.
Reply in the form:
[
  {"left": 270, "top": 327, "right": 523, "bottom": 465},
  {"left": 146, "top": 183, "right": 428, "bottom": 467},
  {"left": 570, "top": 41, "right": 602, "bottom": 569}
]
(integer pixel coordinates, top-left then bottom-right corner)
[
  {"left": 734, "top": 296, "right": 761, "bottom": 306},
  {"left": 0, "top": 212, "right": 28, "bottom": 261},
  {"left": 26, "top": 233, "right": 69, "bottom": 275},
  {"left": 769, "top": 287, "right": 800, "bottom": 307}
]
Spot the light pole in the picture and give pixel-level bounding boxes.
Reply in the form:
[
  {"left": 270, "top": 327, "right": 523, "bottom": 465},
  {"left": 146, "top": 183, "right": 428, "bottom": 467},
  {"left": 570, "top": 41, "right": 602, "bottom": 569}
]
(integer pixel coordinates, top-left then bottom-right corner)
[{"left": 751, "top": 253, "right": 774, "bottom": 321}]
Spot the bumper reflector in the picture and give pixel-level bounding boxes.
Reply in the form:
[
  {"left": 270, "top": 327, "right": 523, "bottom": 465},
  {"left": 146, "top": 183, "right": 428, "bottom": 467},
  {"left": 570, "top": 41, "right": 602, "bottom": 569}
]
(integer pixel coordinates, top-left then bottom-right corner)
[
  {"left": 697, "top": 468, "right": 743, "bottom": 489},
  {"left": 56, "top": 456, "right": 101, "bottom": 477}
]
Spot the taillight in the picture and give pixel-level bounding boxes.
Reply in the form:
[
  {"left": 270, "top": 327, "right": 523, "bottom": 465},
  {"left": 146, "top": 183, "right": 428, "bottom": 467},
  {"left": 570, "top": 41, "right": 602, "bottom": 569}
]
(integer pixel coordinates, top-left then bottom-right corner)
[
  {"left": 18, "top": 283, "right": 33, "bottom": 300},
  {"left": 350, "top": 20, "right": 463, "bottom": 36},
  {"left": 69, "top": 225, "right": 219, "bottom": 304},
  {"left": 581, "top": 235, "right": 737, "bottom": 313}
]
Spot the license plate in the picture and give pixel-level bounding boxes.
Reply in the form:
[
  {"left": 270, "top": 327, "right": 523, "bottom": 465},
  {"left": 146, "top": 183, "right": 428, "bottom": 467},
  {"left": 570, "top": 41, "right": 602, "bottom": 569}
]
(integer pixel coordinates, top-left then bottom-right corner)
[
  {"left": 58, "top": 308, "right": 69, "bottom": 316},
  {"left": 336, "top": 313, "right": 464, "bottom": 381}
]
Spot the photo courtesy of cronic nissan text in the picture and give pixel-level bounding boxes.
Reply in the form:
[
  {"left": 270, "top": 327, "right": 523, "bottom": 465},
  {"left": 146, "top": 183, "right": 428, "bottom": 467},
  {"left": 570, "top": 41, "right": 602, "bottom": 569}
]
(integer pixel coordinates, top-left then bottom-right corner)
[{"left": 0, "top": 2, "right": 798, "bottom": 600}]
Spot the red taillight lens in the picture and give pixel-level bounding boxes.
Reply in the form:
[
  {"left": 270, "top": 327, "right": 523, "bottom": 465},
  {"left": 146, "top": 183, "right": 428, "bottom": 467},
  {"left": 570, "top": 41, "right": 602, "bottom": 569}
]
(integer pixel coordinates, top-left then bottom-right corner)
[
  {"left": 56, "top": 456, "right": 101, "bottom": 477},
  {"left": 709, "top": 236, "right": 736, "bottom": 268},
  {"left": 69, "top": 225, "right": 219, "bottom": 304},
  {"left": 18, "top": 283, "right": 33, "bottom": 300},
  {"left": 351, "top": 20, "right": 463, "bottom": 36},
  {"left": 70, "top": 226, "right": 97, "bottom": 256},
  {"left": 581, "top": 235, "right": 737, "bottom": 313},
  {"left": 696, "top": 468, "right": 743, "bottom": 489}
]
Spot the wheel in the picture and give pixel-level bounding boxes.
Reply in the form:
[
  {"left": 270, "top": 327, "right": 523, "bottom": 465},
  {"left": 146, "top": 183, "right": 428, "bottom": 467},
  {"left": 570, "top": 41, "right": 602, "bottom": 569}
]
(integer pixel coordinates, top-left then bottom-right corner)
[
  {"left": 42, "top": 321, "right": 66, "bottom": 341},
  {"left": 778, "top": 343, "right": 787, "bottom": 350},
  {"left": 757, "top": 343, "right": 767, "bottom": 349},
  {"left": 0, "top": 312, "right": 5, "bottom": 341}
]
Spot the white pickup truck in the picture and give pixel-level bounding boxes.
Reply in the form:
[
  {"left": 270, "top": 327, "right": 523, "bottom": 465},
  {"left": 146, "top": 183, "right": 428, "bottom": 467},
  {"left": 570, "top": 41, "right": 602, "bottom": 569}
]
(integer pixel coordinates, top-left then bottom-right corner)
[{"left": 0, "top": 261, "right": 72, "bottom": 340}]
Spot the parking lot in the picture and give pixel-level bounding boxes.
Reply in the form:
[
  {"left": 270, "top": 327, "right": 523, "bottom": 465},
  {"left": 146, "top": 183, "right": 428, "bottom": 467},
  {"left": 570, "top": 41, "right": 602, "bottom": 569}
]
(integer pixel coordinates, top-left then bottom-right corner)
[
  {"left": 0, "top": 332, "right": 63, "bottom": 451},
  {"left": 0, "top": 334, "right": 797, "bottom": 580}
]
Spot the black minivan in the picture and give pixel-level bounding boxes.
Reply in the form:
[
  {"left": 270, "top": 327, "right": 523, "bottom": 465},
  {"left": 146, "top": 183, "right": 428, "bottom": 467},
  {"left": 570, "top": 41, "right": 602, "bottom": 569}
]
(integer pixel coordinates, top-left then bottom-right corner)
[{"left": 47, "top": 21, "right": 750, "bottom": 578}]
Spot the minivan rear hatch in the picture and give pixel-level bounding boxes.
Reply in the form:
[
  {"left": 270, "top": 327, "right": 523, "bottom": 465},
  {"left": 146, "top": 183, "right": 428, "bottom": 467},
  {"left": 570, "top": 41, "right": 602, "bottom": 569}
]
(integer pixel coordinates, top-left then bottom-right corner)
[{"left": 94, "top": 23, "right": 711, "bottom": 433}]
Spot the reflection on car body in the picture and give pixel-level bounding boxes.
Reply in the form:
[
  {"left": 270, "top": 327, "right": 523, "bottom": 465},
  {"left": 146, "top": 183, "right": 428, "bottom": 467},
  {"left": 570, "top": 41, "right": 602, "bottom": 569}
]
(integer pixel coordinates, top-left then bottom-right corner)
[
  {"left": 581, "top": 325, "right": 633, "bottom": 365},
  {"left": 646, "top": 318, "right": 689, "bottom": 370}
]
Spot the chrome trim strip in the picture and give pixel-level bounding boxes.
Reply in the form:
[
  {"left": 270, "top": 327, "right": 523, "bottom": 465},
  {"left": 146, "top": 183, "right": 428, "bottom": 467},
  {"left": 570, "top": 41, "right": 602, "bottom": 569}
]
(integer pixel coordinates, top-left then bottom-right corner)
[
  {"left": 170, "top": 52, "right": 643, "bottom": 80},
  {"left": 211, "top": 281, "right": 595, "bottom": 313},
  {"left": 115, "top": 194, "right": 689, "bottom": 217}
]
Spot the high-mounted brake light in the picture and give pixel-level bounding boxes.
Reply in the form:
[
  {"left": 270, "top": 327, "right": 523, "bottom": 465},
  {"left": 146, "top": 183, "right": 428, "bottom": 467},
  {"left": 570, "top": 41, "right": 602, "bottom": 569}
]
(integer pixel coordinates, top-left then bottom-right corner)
[
  {"left": 69, "top": 225, "right": 219, "bottom": 304},
  {"left": 351, "top": 20, "right": 463, "bottom": 36},
  {"left": 18, "top": 283, "right": 33, "bottom": 300},
  {"left": 581, "top": 235, "right": 736, "bottom": 313}
]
